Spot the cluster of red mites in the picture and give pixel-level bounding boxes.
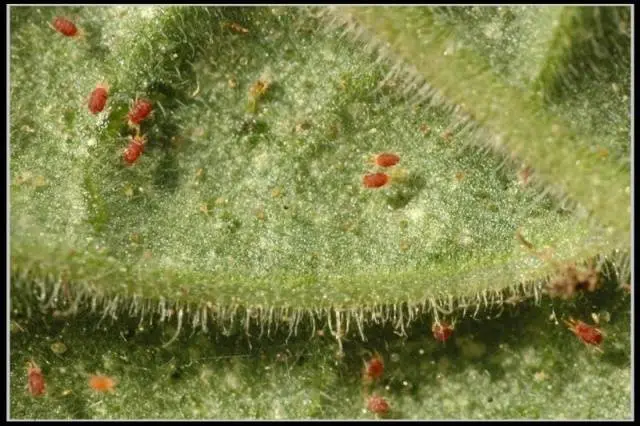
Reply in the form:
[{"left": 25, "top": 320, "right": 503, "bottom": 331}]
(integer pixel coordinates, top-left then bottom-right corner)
[
  {"left": 362, "top": 352, "right": 390, "bottom": 416},
  {"left": 362, "top": 152, "right": 400, "bottom": 189},
  {"left": 26, "top": 359, "right": 117, "bottom": 397},
  {"left": 123, "top": 99, "right": 153, "bottom": 164},
  {"left": 86, "top": 87, "right": 152, "bottom": 165},
  {"left": 56, "top": 17, "right": 154, "bottom": 165},
  {"left": 88, "top": 94, "right": 152, "bottom": 165},
  {"left": 50, "top": 16, "right": 611, "bottom": 417}
]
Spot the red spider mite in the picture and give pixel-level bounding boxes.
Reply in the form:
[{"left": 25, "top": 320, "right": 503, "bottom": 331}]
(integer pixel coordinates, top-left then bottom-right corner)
[
  {"left": 432, "top": 322, "right": 454, "bottom": 343},
  {"left": 363, "top": 352, "right": 384, "bottom": 382},
  {"left": 363, "top": 172, "right": 390, "bottom": 189},
  {"left": 123, "top": 135, "right": 147, "bottom": 165},
  {"left": 367, "top": 394, "right": 390, "bottom": 415},
  {"left": 89, "top": 374, "right": 117, "bottom": 393},
  {"left": 373, "top": 152, "right": 400, "bottom": 168},
  {"left": 565, "top": 318, "right": 604, "bottom": 349},
  {"left": 88, "top": 83, "right": 109, "bottom": 114},
  {"left": 127, "top": 98, "right": 153, "bottom": 126},
  {"left": 27, "top": 360, "right": 46, "bottom": 396},
  {"left": 52, "top": 17, "right": 78, "bottom": 37}
]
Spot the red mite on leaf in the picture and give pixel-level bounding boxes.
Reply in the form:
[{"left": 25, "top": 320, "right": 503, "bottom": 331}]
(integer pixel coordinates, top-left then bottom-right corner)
[
  {"left": 432, "top": 322, "right": 454, "bottom": 343},
  {"left": 363, "top": 352, "right": 384, "bottom": 382},
  {"left": 88, "top": 83, "right": 109, "bottom": 114},
  {"left": 565, "top": 318, "right": 604, "bottom": 351},
  {"left": 27, "top": 360, "right": 46, "bottom": 396},
  {"left": 89, "top": 374, "right": 117, "bottom": 393},
  {"left": 123, "top": 135, "right": 147, "bottom": 165},
  {"left": 367, "top": 394, "right": 390, "bottom": 416},
  {"left": 52, "top": 17, "right": 78, "bottom": 37},
  {"left": 363, "top": 172, "right": 389, "bottom": 189},
  {"left": 373, "top": 152, "right": 401, "bottom": 168},
  {"left": 127, "top": 99, "right": 153, "bottom": 127}
]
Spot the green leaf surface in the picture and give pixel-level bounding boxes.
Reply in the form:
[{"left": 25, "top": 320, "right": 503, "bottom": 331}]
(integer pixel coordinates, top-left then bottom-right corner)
[
  {"left": 10, "top": 6, "right": 618, "bottom": 309},
  {"left": 10, "top": 279, "right": 631, "bottom": 419},
  {"left": 10, "top": 5, "right": 631, "bottom": 419},
  {"left": 330, "top": 6, "right": 630, "bottom": 243}
]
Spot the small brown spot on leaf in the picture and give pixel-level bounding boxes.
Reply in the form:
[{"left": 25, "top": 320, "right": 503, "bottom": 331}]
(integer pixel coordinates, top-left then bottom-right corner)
[
  {"left": 171, "top": 135, "right": 185, "bottom": 146},
  {"left": 546, "top": 262, "right": 600, "bottom": 299},
  {"left": 33, "top": 175, "right": 47, "bottom": 188},
  {"left": 224, "top": 22, "right": 249, "bottom": 34},
  {"left": 195, "top": 168, "right": 206, "bottom": 184},
  {"left": 14, "top": 171, "right": 33, "bottom": 185},
  {"left": 341, "top": 221, "right": 355, "bottom": 233},
  {"left": 517, "top": 165, "right": 533, "bottom": 187},
  {"left": 533, "top": 371, "right": 547, "bottom": 382},
  {"left": 123, "top": 185, "right": 134, "bottom": 198},
  {"left": 249, "top": 78, "right": 270, "bottom": 100},
  {"left": 515, "top": 228, "right": 536, "bottom": 251},
  {"left": 596, "top": 147, "right": 609, "bottom": 159},
  {"left": 295, "top": 120, "right": 312, "bottom": 133},
  {"left": 200, "top": 203, "right": 211, "bottom": 215}
]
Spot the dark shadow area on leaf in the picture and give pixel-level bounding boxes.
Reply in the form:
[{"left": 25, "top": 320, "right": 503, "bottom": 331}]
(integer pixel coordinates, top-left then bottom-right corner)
[
  {"left": 59, "top": 392, "right": 92, "bottom": 420},
  {"left": 140, "top": 81, "right": 196, "bottom": 193},
  {"left": 234, "top": 116, "right": 271, "bottom": 152},
  {"left": 385, "top": 173, "right": 427, "bottom": 210}
]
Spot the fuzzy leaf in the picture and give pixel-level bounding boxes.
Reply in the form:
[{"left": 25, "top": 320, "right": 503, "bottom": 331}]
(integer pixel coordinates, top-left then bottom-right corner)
[{"left": 9, "top": 6, "right": 630, "bottom": 420}]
